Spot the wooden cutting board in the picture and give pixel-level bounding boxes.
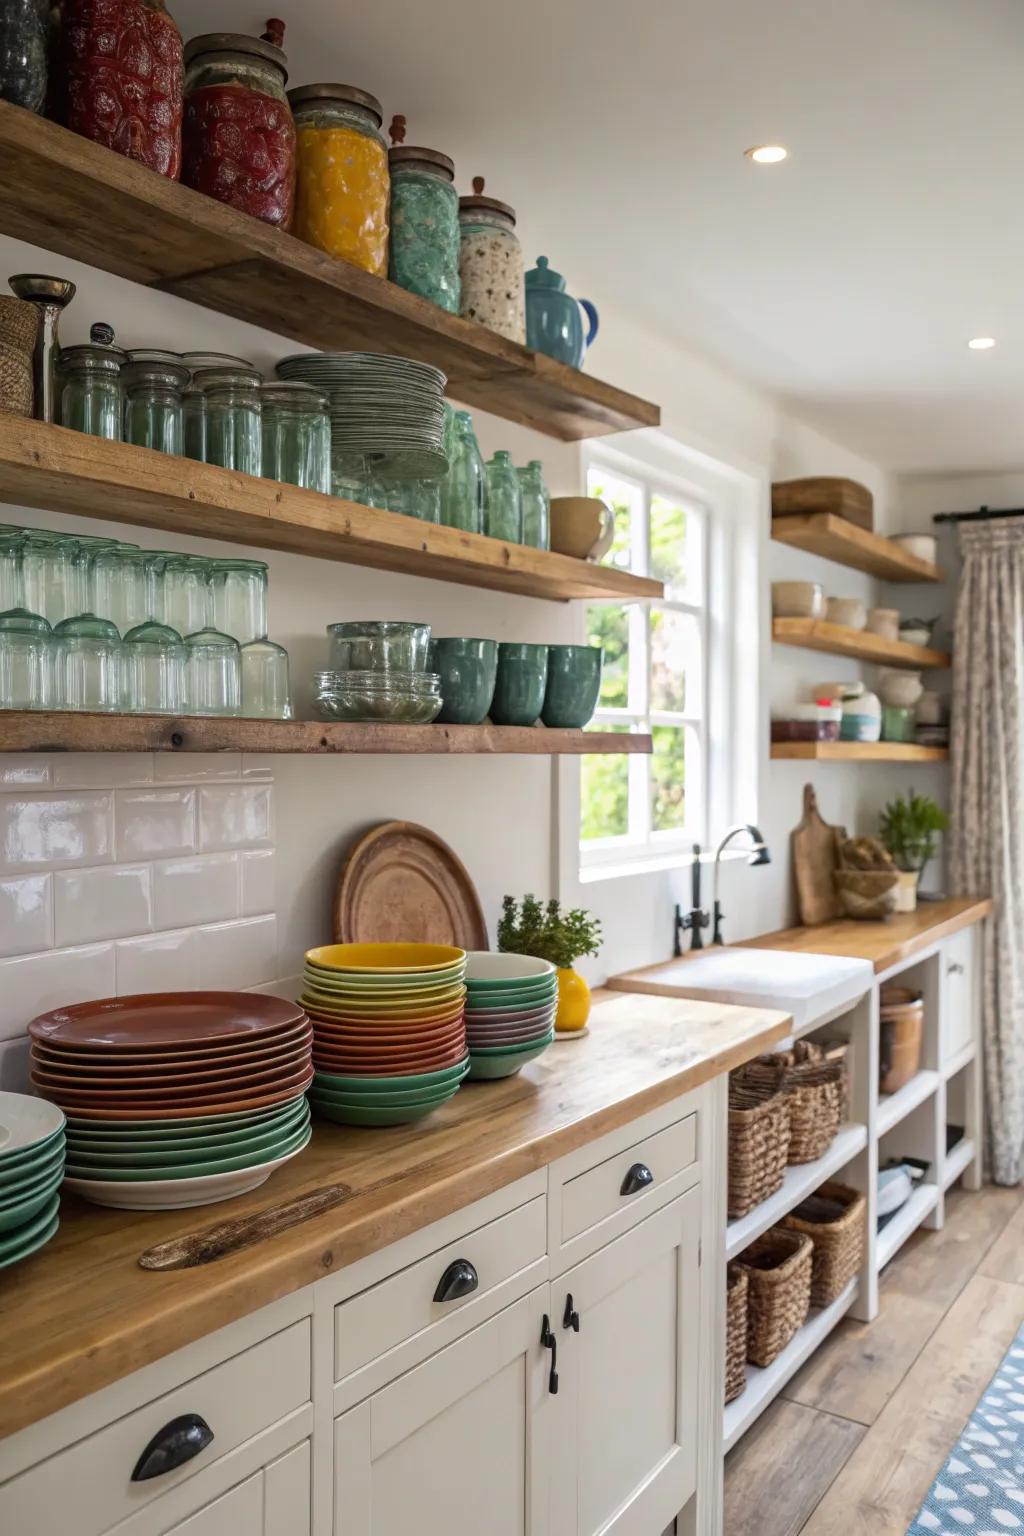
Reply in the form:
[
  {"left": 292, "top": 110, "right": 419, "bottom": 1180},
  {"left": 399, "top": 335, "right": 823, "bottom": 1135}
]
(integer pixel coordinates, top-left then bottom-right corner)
[
  {"left": 771, "top": 476, "right": 874, "bottom": 531},
  {"left": 333, "top": 821, "right": 489, "bottom": 950},
  {"left": 792, "top": 783, "right": 845, "bottom": 925}
]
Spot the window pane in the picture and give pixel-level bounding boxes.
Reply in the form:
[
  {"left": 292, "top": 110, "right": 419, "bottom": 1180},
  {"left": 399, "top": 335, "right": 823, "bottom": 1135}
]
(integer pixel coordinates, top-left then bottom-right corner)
[
  {"left": 650, "top": 609, "right": 700, "bottom": 714},
  {"left": 581, "top": 729, "right": 630, "bottom": 841},
  {"left": 650, "top": 492, "right": 698, "bottom": 599},
  {"left": 587, "top": 466, "right": 638, "bottom": 572},
  {"left": 586, "top": 604, "right": 630, "bottom": 708},
  {"left": 651, "top": 725, "right": 688, "bottom": 832}
]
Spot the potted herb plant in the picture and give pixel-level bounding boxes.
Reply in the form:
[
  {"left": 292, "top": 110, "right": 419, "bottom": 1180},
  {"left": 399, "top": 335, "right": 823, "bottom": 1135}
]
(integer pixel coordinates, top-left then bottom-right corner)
[
  {"left": 497, "top": 895, "right": 602, "bottom": 1034},
  {"left": 878, "top": 789, "right": 949, "bottom": 911}
]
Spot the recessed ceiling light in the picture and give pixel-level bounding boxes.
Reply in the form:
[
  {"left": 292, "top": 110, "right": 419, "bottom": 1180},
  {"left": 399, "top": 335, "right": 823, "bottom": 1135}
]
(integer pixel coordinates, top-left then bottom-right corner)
[
  {"left": 745, "top": 145, "right": 788, "bottom": 164},
  {"left": 968, "top": 336, "right": 996, "bottom": 350}
]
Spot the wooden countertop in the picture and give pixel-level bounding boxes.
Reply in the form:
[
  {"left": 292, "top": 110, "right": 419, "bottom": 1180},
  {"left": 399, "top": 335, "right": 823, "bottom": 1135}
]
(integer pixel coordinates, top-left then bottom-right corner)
[
  {"left": 739, "top": 895, "right": 992, "bottom": 973},
  {"left": 0, "top": 990, "right": 789, "bottom": 1440}
]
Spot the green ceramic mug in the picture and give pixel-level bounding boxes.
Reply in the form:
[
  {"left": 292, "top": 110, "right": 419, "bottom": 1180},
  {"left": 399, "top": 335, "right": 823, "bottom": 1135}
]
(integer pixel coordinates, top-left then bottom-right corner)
[
  {"left": 542, "top": 644, "right": 603, "bottom": 728},
  {"left": 429, "top": 637, "right": 498, "bottom": 725},
  {"left": 491, "top": 642, "right": 549, "bottom": 725}
]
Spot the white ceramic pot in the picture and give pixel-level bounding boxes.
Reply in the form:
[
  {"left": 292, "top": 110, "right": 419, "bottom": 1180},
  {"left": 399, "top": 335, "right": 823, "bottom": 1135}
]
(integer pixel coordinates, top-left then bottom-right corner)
[
  {"left": 867, "top": 606, "right": 900, "bottom": 641},
  {"left": 840, "top": 688, "right": 882, "bottom": 741},
  {"left": 916, "top": 689, "right": 946, "bottom": 725},
  {"left": 772, "top": 580, "right": 824, "bottom": 618},
  {"left": 892, "top": 533, "right": 938, "bottom": 564},
  {"left": 825, "top": 596, "right": 867, "bottom": 630},
  {"left": 893, "top": 870, "right": 919, "bottom": 913},
  {"left": 877, "top": 668, "right": 924, "bottom": 707}
]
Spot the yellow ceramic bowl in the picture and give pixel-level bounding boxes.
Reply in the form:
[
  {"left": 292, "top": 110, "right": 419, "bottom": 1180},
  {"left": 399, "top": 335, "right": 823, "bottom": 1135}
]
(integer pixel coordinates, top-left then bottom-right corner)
[{"left": 305, "top": 943, "right": 466, "bottom": 975}]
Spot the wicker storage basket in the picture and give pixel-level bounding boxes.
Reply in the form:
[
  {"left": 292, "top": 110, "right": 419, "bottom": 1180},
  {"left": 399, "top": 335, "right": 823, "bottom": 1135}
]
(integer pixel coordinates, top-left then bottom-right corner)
[
  {"left": 738, "top": 1227, "right": 813, "bottom": 1368},
  {"left": 745, "top": 1043, "right": 843, "bottom": 1164},
  {"left": 725, "top": 1263, "right": 749, "bottom": 1404},
  {"left": 783, "top": 1180, "right": 866, "bottom": 1306},
  {"left": 727, "top": 1057, "right": 791, "bottom": 1220}
]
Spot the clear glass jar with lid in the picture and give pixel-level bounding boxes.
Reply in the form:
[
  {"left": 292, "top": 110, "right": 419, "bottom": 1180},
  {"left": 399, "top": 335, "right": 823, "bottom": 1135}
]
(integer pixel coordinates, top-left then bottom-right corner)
[
  {"left": 53, "top": 613, "right": 121, "bottom": 712},
  {"left": 209, "top": 557, "right": 268, "bottom": 644},
  {"left": 121, "top": 620, "right": 185, "bottom": 713},
  {"left": 194, "top": 365, "right": 263, "bottom": 476},
  {"left": 458, "top": 177, "right": 525, "bottom": 342},
  {"left": 241, "top": 637, "right": 292, "bottom": 718},
  {"left": 0, "top": 606, "right": 52, "bottom": 708},
  {"left": 122, "top": 350, "right": 190, "bottom": 455},
  {"left": 517, "top": 460, "right": 550, "bottom": 550},
  {"left": 484, "top": 451, "right": 523, "bottom": 542},
  {"left": 57, "top": 323, "right": 125, "bottom": 440},
  {"left": 288, "top": 82, "right": 389, "bottom": 274},
  {"left": 183, "top": 626, "right": 241, "bottom": 716},
  {"left": 259, "top": 381, "right": 330, "bottom": 492},
  {"left": 440, "top": 409, "right": 485, "bottom": 533},
  {"left": 181, "top": 352, "right": 256, "bottom": 464},
  {"left": 387, "top": 115, "right": 459, "bottom": 313}
]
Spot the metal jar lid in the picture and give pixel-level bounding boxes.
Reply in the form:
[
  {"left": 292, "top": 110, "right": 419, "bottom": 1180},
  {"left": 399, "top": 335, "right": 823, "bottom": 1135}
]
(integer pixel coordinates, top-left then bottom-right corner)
[
  {"left": 287, "top": 82, "right": 383, "bottom": 126},
  {"left": 458, "top": 176, "right": 516, "bottom": 224},
  {"left": 184, "top": 30, "right": 289, "bottom": 83}
]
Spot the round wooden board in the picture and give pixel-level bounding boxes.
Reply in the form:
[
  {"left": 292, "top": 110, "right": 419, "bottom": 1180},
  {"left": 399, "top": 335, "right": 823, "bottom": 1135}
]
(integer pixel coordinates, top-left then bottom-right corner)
[{"left": 333, "top": 821, "right": 489, "bottom": 951}]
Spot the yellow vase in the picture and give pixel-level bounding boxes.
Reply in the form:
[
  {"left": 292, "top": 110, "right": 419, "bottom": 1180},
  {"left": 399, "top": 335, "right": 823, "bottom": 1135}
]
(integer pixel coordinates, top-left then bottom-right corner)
[{"left": 556, "top": 966, "right": 591, "bottom": 1033}]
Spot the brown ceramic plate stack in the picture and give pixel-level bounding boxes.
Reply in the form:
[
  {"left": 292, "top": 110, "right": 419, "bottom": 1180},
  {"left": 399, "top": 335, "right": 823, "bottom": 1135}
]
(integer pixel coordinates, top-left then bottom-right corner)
[{"left": 28, "top": 992, "right": 313, "bottom": 1210}]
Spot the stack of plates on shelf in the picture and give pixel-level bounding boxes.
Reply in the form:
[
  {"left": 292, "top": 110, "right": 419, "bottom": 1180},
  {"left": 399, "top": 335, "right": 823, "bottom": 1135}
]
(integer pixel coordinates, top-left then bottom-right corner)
[
  {"left": 301, "top": 943, "right": 468, "bottom": 1126},
  {"left": 28, "top": 993, "right": 313, "bottom": 1209},
  {"left": 0, "top": 1094, "right": 65, "bottom": 1270},
  {"left": 464, "top": 954, "right": 557, "bottom": 1080},
  {"left": 276, "top": 352, "right": 448, "bottom": 479},
  {"left": 312, "top": 669, "right": 443, "bottom": 724}
]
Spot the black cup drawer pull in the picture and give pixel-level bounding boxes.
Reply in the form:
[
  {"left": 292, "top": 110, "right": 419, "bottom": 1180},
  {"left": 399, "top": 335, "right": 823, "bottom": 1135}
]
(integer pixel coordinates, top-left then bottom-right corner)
[
  {"left": 433, "top": 1258, "right": 479, "bottom": 1303},
  {"left": 620, "top": 1162, "right": 654, "bottom": 1197},
  {"left": 131, "top": 1414, "right": 214, "bottom": 1482}
]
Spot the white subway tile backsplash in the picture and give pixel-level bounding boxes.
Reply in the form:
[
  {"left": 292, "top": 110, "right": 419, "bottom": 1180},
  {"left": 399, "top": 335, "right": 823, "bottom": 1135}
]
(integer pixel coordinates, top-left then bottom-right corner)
[
  {"left": 55, "top": 864, "right": 152, "bottom": 947},
  {"left": 115, "top": 789, "right": 196, "bottom": 861},
  {"left": 0, "top": 1035, "right": 30, "bottom": 1092},
  {"left": 153, "top": 854, "right": 238, "bottom": 930},
  {"left": 0, "top": 875, "right": 52, "bottom": 958},
  {"left": 0, "top": 791, "right": 113, "bottom": 873},
  {"left": 52, "top": 754, "right": 154, "bottom": 789},
  {"left": 246, "top": 974, "right": 301, "bottom": 1003},
  {"left": 198, "top": 784, "right": 273, "bottom": 852},
  {"left": 239, "top": 849, "right": 275, "bottom": 917},
  {"left": 0, "top": 756, "right": 51, "bottom": 788},
  {"left": 241, "top": 754, "right": 275, "bottom": 779},
  {"left": 115, "top": 928, "right": 201, "bottom": 995},
  {"left": 197, "top": 916, "right": 277, "bottom": 989},
  {"left": 153, "top": 753, "right": 243, "bottom": 784},
  {"left": 0, "top": 942, "right": 115, "bottom": 1041}
]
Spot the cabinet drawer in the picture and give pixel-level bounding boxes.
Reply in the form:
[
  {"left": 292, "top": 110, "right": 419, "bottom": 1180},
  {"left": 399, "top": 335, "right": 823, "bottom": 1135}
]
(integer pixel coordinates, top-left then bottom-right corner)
[
  {"left": 333, "top": 1195, "right": 547, "bottom": 1410},
  {"left": 0, "top": 1321, "right": 310, "bottom": 1536},
  {"left": 943, "top": 925, "right": 978, "bottom": 1062},
  {"left": 562, "top": 1113, "right": 697, "bottom": 1246}
]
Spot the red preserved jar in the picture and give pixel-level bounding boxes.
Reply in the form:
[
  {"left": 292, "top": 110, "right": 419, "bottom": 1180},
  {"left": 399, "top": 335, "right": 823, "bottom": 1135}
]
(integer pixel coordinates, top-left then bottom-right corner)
[
  {"left": 182, "top": 25, "right": 295, "bottom": 229},
  {"left": 57, "top": 0, "right": 183, "bottom": 178}
]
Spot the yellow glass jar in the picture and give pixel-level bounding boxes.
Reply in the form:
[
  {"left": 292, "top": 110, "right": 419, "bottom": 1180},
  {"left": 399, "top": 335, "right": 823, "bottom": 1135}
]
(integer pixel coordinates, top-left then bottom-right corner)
[
  {"left": 288, "top": 83, "right": 389, "bottom": 276},
  {"left": 555, "top": 966, "right": 591, "bottom": 1033}
]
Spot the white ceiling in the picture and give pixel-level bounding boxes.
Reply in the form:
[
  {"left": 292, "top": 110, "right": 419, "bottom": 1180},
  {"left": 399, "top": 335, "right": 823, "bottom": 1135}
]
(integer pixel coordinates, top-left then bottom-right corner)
[{"left": 172, "top": 0, "right": 1024, "bottom": 475}]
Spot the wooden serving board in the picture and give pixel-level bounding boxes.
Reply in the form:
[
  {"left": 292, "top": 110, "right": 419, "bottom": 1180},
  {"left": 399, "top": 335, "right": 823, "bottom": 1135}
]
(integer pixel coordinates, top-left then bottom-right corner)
[
  {"left": 771, "top": 476, "right": 874, "bottom": 531},
  {"left": 333, "top": 820, "right": 489, "bottom": 950},
  {"left": 792, "top": 783, "right": 845, "bottom": 925}
]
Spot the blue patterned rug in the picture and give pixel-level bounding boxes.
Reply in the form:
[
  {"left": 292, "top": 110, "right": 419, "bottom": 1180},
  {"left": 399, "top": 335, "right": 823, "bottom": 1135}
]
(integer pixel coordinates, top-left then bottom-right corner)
[{"left": 909, "top": 1324, "right": 1024, "bottom": 1532}]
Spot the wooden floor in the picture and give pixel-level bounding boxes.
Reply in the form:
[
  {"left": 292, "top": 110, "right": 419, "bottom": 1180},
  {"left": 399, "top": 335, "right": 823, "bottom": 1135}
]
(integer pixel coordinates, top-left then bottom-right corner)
[{"left": 724, "top": 1181, "right": 1024, "bottom": 1535}]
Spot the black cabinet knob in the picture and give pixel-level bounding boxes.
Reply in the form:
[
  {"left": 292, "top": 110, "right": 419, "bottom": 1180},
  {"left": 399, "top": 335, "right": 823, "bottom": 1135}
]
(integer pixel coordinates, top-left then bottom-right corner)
[
  {"left": 562, "top": 1292, "right": 580, "bottom": 1332},
  {"left": 620, "top": 1162, "right": 654, "bottom": 1197},
  {"left": 131, "top": 1414, "right": 214, "bottom": 1482},
  {"left": 433, "top": 1258, "right": 479, "bottom": 1303}
]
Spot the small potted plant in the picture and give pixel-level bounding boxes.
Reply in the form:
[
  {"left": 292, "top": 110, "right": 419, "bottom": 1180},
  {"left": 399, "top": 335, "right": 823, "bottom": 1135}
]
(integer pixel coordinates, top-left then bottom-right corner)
[
  {"left": 497, "top": 895, "right": 602, "bottom": 1034},
  {"left": 878, "top": 789, "right": 949, "bottom": 911}
]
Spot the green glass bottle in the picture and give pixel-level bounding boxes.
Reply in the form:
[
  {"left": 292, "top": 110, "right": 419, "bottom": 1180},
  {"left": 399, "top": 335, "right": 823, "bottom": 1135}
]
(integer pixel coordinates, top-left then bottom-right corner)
[
  {"left": 484, "top": 450, "right": 522, "bottom": 543},
  {"left": 441, "top": 410, "right": 485, "bottom": 533},
  {"left": 517, "top": 460, "right": 550, "bottom": 550}
]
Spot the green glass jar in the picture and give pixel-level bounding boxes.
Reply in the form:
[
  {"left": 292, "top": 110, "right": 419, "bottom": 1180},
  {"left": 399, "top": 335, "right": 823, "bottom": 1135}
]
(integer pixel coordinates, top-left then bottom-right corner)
[
  {"left": 53, "top": 612, "right": 121, "bottom": 712},
  {"left": 122, "top": 350, "right": 190, "bottom": 456},
  {"left": 194, "top": 364, "right": 263, "bottom": 476},
  {"left": 517, "top": 460, "right": 550, "bottom": 550},
  {"left": 441, "top": 409, "right": 485, "bottom": 533},
  {"left": 181, "top": 353, "right": 257, "bottom": 464},
  {"left": 388, "top": 122, "right": 460, "bottom": 313},
  {"left": 57, "top": 324, "right": 125, "bottom": 440},
  {"left": 484, "top": 451, "right": 522, "bottom": 542},
  {"left": 259, "top": 381, "right": 330, "bottom": 492}
]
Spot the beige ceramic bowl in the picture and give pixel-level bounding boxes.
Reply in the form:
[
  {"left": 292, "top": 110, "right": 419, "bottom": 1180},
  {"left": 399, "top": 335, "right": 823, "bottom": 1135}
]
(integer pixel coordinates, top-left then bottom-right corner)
[
  {"left": 825, "top": 596, "right": 867, "bottom": 630},
  {"left": 549, "top": 497, "right": 614, "bottom": 562},
  {"left": 867, "top": 606, "right": 900, "bottom": 641},
  {"left": 772, "top": 580, "right": 824, "bottom": 619},
  {"left": 891, "top": 533, "right": 938, "bottom": 564}
]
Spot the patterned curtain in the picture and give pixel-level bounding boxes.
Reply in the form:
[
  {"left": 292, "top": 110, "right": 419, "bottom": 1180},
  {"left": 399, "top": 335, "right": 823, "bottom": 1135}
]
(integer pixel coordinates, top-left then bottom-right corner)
[{"left": 950, "top": 516, "right": 1024, "bottom": 1184}]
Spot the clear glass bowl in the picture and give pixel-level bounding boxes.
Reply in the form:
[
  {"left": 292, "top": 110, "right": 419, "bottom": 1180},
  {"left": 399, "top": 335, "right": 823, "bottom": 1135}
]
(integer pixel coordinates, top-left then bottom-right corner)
[
  {"left": 312, "top": 684, "right": 442, "bottom": 724},
  {"left": 313, "top": 668, "right": 441, "bottom": 694},
  {"left": 326, "top": 621, "right": 431, "bottom": 673}
]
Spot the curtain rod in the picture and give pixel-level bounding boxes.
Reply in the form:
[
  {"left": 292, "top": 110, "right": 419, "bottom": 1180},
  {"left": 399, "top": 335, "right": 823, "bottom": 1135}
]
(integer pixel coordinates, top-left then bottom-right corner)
[{"left": 933, "top": 504, "right": 1024, "bottom": 525}]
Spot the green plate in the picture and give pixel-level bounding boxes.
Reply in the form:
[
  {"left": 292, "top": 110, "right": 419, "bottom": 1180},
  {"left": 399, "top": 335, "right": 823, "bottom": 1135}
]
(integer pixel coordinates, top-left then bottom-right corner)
[
  {"left": 65, "top": 1123, "right": 312, "bottom": 1182},
  {"left": 302, "top": 972, "right": 465, "bottom": 996},
  {"left": 464, "top": 984, "right": 557, "bottom": 1011},
  {"left": 0, "top": 1209, "right": 59, "bottom": 1272},
  {"left": 311, "top": 1079, "right": 461, "bottom": 1110},
  {"left": 311, "top": 1099, "right": 443, "bottom": 1127},
  {"left": 66, "top": 1108, "right": 311, "bottom": 1167},
  {"left": 463, "top": 966, "right": 556, "bottom": 992},
  {"left": 0, "top": 1124, "right": 66, "bottom": 1175},
  {"left": 0, "top": 1192, "right": 60, "bottom": 1261},
  {"left": 65, "top": 1093, "right": 310, "bottom": 1136},
  {"left": 466, "top": 1030, "right": 555, "bottom": 1057},
  {"left": 313, "top": 1060, "right": 469, "bottom": 1093},
  {"left": 0, "top": 1140, "right": 66, "bottom": 1193},
  {"left": 0, "top": 1174, "right": 63, "bottom": 1234},
  {"left": 467, "top": 1041, "right": 552, "bottom": 1080},
  {"left": 66, "top": 1097, "right": 309, "bottom": 1155}
]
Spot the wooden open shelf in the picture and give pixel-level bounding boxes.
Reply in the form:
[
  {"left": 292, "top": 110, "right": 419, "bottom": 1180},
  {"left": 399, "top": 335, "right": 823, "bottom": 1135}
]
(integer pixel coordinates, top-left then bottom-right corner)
[
  {"left": 772, "top": 514, "right": 945, "bottom": 583},
  {"left": 772, "top": 617, "right": 950, "bottom": 669},
  {"left": 0, "top": 712, "right": 652, "bottom": 757},
  {"left": 0, "top": 101, "right": 658, "bottom": 442},
  {"left": 0, "top": 417, "right": 661, "bottom": 604},
  {"left": 770, "top": 741, "right": 949, "bottom": 762}
]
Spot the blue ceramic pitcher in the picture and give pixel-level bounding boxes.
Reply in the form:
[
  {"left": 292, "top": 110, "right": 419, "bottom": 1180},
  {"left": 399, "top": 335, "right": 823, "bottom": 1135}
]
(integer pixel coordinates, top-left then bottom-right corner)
[{"left": 525, "top": 257, "right": 598, "bottom": 369}]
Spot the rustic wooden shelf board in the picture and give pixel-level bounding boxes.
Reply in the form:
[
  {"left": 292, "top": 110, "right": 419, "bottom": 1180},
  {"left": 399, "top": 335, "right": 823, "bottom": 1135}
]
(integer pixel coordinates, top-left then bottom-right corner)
[
  {"left": 0, "top": 417, "right": 662, "bottom": 604},
  {"left": 0, "top": 101, "right": 658, "bottom": 442},
  {"left": 0, "top": 712, "right": 652, "bottom": 756},
  {"left": 772, "top": 514, "right": 945, "bottom": 583},
  {"left": 770, "top": 741, "right": 949, "bottom": 762},
  {"left": 772, "top": 617, "right": 950, "bottom": 669}
]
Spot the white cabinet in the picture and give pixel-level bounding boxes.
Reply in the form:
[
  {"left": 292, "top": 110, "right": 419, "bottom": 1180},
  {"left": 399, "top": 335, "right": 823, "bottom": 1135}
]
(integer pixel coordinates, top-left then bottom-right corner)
[
  {"left": 942, "top": 924, "right": 980, "bottom": 1064},
  {"left": 333, "top": 1286, "right": 553, "bottom": 1536},
  {"left": 549, "top": 1187, "right": 702, "bottom": 1536},
  {"left": 164, "top": 1442, "right": 310, "bottom": 1536}
]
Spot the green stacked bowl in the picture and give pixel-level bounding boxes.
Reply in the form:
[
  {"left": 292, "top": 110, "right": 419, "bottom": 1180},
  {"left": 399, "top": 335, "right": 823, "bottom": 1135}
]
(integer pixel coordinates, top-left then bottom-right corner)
[
  {"left": 0, "top": 1094, "right": 65, "bottom": 1269},
  {"left": 464, "top": 953, "right": 557, "bottom": 1079}
]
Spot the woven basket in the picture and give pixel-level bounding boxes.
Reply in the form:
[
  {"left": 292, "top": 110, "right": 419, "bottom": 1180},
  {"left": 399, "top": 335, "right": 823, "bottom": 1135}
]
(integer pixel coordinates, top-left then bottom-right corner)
[
  {"left": 725, "top": 1263, "right": 749, "bottom": 1404},
  {"left": 738, "top": 1227, "right": 813, "bottom": 1368},
  {"left": 727, "top": 1057, "right": 791, "bottom": 1219},
  {"left": 783, "top": 1180, "right": 866, "bottom": 1306},
  {"left": 0, "top": 345, "right": 32, "bottom": 417},
  {"left": 745, "top": 1044, "right": 843, "bottom": 1164}
]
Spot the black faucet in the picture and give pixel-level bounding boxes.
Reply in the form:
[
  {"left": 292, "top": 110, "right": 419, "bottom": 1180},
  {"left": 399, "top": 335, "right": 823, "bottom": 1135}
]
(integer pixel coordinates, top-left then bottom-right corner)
[{"left": 674, "top": 843, "right": 710, "bottom": 955}]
